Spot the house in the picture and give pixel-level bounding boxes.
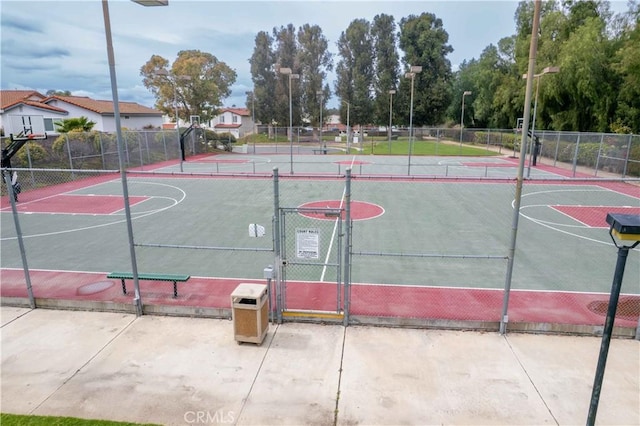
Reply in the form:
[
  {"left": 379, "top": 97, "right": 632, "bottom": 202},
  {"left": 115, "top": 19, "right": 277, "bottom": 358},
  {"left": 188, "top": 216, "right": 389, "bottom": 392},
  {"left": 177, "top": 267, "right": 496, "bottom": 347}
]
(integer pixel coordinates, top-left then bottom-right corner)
[
  {"left": 209, "top": 107, "right": 253, "bottom": 139},
  {"left": 1, "top": 90, "right": 163, "bottom": 135},
  {"left": 0, "top": 90, "right": 67, "bottom": 135}
]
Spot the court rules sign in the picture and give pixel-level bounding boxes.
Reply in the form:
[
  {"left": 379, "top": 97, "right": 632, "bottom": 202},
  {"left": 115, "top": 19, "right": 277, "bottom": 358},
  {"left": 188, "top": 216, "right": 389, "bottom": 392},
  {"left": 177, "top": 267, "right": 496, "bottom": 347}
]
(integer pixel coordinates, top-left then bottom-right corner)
[{"left": 296, "top": 228, "right": 319, "bottom": 259}]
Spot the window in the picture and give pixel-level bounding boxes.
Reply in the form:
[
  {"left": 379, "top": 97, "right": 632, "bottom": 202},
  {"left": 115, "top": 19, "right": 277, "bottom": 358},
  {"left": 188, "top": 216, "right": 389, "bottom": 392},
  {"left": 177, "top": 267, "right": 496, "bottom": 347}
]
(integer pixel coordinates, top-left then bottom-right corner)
[
  {"left": 44, "top": 118, "right": 61, "bottom": 132},
  {"left": 232, "top": 115, "right": 238, "bottom": 123},
  {"left": 220, "top": 115, "right": 225, "bottom": 124}
]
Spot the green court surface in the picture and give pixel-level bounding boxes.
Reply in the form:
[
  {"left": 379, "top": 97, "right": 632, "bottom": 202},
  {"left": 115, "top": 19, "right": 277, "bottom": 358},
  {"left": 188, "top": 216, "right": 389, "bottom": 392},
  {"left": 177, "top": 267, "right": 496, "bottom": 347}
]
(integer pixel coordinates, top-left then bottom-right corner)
[{"left": 1, "top": 153, "right": 638, "bottom": 297}]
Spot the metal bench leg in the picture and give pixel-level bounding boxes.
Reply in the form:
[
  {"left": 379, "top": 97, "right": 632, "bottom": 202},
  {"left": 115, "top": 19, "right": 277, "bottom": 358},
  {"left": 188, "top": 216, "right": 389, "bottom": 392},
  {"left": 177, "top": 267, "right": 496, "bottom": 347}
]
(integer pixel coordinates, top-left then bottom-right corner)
[
  {"left": 121, "top": 279, "right": 127, "bottom": 295},
  {"left": 173, "top": 281, "right": 178, "bottom": 298}
]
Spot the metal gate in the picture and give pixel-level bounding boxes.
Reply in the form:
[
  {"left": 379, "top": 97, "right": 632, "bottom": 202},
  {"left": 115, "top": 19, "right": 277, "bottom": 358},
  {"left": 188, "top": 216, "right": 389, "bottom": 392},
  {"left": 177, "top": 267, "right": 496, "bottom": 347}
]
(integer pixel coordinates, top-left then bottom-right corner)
[{"left": 275, "top": 206, "right": 345, "bottom": 322}]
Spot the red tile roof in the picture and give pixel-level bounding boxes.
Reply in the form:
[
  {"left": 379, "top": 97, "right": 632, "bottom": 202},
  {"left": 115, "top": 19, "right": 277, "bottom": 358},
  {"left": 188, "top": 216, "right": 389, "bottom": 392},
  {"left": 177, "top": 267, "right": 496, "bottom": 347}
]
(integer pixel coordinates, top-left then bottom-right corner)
[
  {"left": 1, "top": 90, "right": 67, "bottom": 113},
  {"left": 0, "top": 90, "right": 161, "bottom": 116},
  {"left": 222, "top": 107, "right": 250, "bottom": 116},
  {"left": 46, "top": 95, "right": 162, "bottom": 115}
]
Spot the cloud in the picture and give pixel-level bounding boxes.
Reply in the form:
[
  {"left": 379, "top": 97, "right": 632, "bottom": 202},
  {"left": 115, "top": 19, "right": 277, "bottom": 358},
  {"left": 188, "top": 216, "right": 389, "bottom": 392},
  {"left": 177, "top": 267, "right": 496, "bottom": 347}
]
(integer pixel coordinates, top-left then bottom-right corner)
[
  {"left": 1, "top": 0, "right": 527, "bottom": 110},
  {"left": 1, "top": 14, "right": 43, "bottom": 33}
]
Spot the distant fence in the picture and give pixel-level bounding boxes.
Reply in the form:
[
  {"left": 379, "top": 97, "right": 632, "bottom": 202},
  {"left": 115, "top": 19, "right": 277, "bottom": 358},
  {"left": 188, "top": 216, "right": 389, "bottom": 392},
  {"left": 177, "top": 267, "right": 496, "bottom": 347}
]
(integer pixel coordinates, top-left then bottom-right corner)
[
  {"left": 245, "top": 126, "right": 639, "bottom": 178},
  {"left": 2, "top": 127, "right": 638, "bottom": 178}
]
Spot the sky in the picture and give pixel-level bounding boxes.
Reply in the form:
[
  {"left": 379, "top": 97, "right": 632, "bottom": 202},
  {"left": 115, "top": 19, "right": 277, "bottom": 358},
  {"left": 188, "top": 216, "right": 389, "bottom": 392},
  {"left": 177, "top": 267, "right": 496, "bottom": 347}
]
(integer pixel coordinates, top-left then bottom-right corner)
[{"left": 0, "top": 0, "right": 630, "bottom": 111}]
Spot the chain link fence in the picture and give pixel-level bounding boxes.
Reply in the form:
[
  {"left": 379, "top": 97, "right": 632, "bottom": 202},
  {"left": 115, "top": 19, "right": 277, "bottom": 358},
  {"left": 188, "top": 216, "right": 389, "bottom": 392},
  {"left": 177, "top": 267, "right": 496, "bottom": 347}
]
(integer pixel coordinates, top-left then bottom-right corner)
[{"left": 2, "top": 130, "right": 638, "bottom": 335}]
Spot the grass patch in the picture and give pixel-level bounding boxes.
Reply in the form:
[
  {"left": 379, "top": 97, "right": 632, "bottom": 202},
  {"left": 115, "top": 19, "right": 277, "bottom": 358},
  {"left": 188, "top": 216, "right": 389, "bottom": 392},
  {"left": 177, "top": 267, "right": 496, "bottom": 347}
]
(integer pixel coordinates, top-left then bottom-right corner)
[
  {"left": 0, "top": 413, "right": 159, "bottom": 426},
  {"left": 361, "top": 139, "right": 500, "bottom": 156}
]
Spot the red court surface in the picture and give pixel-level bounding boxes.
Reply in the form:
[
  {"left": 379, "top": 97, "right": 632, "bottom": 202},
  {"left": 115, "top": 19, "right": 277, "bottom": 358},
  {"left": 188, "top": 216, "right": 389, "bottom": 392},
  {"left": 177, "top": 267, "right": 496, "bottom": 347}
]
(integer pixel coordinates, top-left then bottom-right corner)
[
  {"left": 2, "top": 195, "right": 149, "bottom": 214},
  {"left": 298, "top": 200, "right": 384, "bottom": 221},
  {"left": 551, "top": 205, "right": 640, "bottom": 228},
  {"left": 1, "top": 268, "right": 637, "bottom": 330}
]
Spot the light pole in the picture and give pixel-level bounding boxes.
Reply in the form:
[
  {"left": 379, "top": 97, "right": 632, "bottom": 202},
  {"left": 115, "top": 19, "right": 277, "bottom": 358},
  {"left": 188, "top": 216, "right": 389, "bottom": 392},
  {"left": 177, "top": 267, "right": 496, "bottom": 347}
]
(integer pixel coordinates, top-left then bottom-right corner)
[
  {"left": 279, "top": 67, "right": 299, "bottom": 174},
  {"left": 587, "top": 213, "right": 640, "bottom": 425},
  {"left": 523, "top": 66, "right": 559, "bottom": 177},
  {"left": 102, "top": 0, "right": 168, "bottom": 316},
  {"left": 316, "top": 90, "right": 324, "bottom": 153},
  {"left": 460, "top": 90, "right": 472, "bottom": 148},
  {"left": 405, "top": 65, "right": 422, "bottom": 175},
  {"left": 155, "top": 70, "right": 190, "bottom": 172},
  {"left": 388, "top": 89, "right": 396, "bottom": 154},
  {"left": 246, "top": 90, "right": 256, "bottom": 136},
  {"left": 341, "top": 100, "right": 350, "bottom": 153}
]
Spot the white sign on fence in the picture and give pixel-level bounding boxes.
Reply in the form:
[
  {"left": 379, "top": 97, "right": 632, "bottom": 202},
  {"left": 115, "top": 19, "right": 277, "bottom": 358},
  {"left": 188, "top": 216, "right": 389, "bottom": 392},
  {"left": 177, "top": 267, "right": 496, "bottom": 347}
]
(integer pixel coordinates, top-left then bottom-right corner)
[{"left": 296, "top": 228, "right": 319, "bottom": 259}]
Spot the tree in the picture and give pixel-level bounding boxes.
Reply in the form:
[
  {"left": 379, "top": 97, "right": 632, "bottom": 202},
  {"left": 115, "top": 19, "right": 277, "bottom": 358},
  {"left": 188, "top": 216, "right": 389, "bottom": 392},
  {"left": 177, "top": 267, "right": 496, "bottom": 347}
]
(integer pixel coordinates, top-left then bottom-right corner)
[
  {"left": 249, "top": 31, "right": 277, "bottom": 125},
  {"left": 398, "top": 13, "right": 454, "bottom": 126},
  {"left": 612, "top": 2, "right": 640, "bottom": 132},
  {"left": 371, "top": 14, "right": 400, "bottom": 125},
  {"left": 140, "top": 50, "right": 237, "bottom": 124},
  {"left": 335, "top": 19, "right": 375, "bottom": 128},
  {"left": 297, "top": 24, "right": 333, "bottom": 128},
  {"left": 54, "top": 116, "right": 95, "bottom": 133},
  {"left": 273, "top": 24, "right": 300, "bottom": 128},
  {"left": 46, "top": 90, "right": 71, "bottom": 97},
  {"left": 547, "top": 16, "right": 614, "bottom": 131}
]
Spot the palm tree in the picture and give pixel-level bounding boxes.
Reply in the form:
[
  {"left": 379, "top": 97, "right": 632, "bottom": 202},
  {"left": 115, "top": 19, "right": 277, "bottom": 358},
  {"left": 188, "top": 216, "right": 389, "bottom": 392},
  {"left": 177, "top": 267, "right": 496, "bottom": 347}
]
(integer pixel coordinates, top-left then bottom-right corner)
[{"left": 54, "top": 116, "right": 96, "bottom": 133}]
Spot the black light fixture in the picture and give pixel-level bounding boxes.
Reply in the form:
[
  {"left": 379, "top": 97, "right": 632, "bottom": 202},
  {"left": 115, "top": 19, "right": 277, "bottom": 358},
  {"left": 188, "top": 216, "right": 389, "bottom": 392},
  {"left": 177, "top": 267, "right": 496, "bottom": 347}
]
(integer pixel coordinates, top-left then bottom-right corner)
[{"left": 587, "top": 213, "right": 640, "bottom": 425}]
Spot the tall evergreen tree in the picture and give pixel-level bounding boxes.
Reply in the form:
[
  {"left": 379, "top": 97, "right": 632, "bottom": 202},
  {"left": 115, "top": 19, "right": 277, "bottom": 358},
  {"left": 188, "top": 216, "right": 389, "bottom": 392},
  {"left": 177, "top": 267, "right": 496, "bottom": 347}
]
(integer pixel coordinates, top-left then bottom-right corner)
[
  {"left": 398, "top": 13, "right": 453, "bottom": 126},
  {"left": 371, "top": 14, "right": 400, "bottom": 126}
]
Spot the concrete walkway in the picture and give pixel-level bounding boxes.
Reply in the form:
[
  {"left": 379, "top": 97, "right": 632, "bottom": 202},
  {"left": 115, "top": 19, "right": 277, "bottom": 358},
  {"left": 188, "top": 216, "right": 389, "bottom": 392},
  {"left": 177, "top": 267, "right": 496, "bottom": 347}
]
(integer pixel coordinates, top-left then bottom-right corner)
[{"left": 1, "top": 307, "right": 638, "bottom": 425}]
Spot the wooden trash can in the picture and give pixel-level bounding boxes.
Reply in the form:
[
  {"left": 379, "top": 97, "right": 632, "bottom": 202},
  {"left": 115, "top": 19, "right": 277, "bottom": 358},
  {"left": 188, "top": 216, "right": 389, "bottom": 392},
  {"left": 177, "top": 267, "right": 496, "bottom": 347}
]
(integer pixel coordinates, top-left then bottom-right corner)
[{"left": 231, "top": 283, "right": 269, "bottom": 344}]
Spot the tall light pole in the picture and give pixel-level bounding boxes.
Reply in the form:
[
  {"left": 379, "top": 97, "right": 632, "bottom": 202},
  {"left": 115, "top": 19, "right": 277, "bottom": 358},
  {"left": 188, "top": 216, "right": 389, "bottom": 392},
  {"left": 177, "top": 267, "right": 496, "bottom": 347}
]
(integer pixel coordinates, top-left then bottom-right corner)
[
  {"left": 103, "top": 0, "right": 168, "bottom": 316},
  {"left": 155, "top": 70, "right": 190, "bottom": 172},
  {"left": 341, "top": 100, "right": 350, "bottom": 153},
  {"left": 316, "top": 90, "right": 324, "bottom": 153},
  {"left": 246, "top": 90, "right": 256, "bottom": 136},
  {"left": 388, "top": 89, "right": 396, "bottom": 154},
  {"left": 279, "top": 67, "right": 299, "bottom": 174},
  {"left": 460, "top": 90, "right": 472, "bottom": 148},
  {"left": 523, "top": 66, "right": 559, "bottom": 177},
  {"left": 405, "top": 65, "right": 422, "bottom": 175}
]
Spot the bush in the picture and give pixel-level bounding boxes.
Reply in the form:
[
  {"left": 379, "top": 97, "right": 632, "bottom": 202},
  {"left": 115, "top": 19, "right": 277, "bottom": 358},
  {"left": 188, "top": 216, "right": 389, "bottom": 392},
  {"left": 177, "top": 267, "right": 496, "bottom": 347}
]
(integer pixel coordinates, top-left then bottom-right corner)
[{"left": 13, "top": 142, "right": 47, "bottom": 167}]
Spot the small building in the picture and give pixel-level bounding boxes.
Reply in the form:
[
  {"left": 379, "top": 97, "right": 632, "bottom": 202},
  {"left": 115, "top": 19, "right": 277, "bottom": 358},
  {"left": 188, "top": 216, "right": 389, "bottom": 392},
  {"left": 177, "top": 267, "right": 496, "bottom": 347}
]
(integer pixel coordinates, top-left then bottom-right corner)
[
  {"left": 209, "top": 107, "right": 253, "bottom": 139},
  {"left": 0, "top": 90, "right": 163, "bottom": 135}
]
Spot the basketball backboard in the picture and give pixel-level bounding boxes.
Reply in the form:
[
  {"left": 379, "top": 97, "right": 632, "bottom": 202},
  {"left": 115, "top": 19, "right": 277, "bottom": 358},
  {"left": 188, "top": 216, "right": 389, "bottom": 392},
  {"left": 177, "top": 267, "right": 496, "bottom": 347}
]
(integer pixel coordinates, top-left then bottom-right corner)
[{"left": 7, "top": 115, "right": 47, "bottom": 140}]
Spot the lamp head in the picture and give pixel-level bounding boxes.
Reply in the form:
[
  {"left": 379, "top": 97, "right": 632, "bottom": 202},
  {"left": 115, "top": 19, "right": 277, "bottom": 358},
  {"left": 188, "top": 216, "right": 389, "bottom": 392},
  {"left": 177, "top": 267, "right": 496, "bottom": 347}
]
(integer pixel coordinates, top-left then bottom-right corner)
[
  {"left": 131, "top": 0, "right": 168, "bottom": 5},
  {"left": 606, "top": 213, "right": 640, "bottom": 242}
]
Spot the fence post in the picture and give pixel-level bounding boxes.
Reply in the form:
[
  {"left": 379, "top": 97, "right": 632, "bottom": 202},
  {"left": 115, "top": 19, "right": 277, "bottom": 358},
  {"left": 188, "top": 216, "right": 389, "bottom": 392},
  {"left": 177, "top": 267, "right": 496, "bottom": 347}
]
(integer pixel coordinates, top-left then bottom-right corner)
[
  {"left": 622, "top": 134, "right": 633, "bottom": 178},
  {"left": 138, "top": 133, "right": 144, "bottom": 168},
  {"left": 486, "top": 128, "right": 490, "bottom": 153},
  {"left": 65, "top": 134, "right": 74, "bottom": 172},
  {"left": 25, "top": 143, "right": 35, "bottom": 186},
  {"left": 2, "top": 169, "right": 35, "bottom": 309},
  {"left": 343, "top": 168, "right": 352, "bottom": 326},
  {"left": 272, "top": 167, "right": 283, "bottom": 324},
  {"left": 553, "top": 132, "right": 561, "bottom": 167},
  {"left": 99, "top": 132, "right": 107, "bottom": 169},
  {"left": 144, "top": 131, "right": 151, "bottom": 165},
  {"left": 594, "top": 133, "right": 605, "bottom": 177},
  {"left": 572, "top": 133, "right": 580, "bottom": 177},
  {"left": 162, "top": 131, "right": 168, "bottom": 161}
]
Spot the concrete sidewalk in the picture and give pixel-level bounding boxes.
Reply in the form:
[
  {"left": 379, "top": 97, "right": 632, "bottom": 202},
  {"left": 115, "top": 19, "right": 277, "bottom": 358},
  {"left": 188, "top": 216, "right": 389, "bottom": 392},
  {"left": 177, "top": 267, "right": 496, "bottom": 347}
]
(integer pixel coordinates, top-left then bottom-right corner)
[{"left": 1, "top": 307, "right": 638, "bottom": 425}]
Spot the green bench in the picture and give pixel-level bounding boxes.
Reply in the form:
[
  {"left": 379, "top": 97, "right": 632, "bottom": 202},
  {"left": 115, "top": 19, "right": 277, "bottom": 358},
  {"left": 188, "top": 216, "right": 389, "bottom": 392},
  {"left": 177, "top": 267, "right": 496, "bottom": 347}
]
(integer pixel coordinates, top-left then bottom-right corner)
[{"left": 107, "top": 272, "right": 190, "bottom": 298}]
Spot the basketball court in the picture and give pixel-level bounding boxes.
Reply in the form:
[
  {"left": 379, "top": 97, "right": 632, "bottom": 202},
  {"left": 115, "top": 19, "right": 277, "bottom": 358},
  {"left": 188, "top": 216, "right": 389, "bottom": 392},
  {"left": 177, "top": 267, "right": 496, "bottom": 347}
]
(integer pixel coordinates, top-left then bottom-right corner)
[{"left": 1, "top": 117, "right": 639, "bottom": 331}]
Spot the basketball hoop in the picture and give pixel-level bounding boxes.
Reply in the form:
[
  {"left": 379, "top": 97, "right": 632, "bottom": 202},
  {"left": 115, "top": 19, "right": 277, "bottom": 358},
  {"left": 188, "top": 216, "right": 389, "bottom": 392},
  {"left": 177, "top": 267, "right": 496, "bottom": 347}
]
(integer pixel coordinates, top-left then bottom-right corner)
[{"left": 27, "top": 133, "right": 46, "bottom": 140}]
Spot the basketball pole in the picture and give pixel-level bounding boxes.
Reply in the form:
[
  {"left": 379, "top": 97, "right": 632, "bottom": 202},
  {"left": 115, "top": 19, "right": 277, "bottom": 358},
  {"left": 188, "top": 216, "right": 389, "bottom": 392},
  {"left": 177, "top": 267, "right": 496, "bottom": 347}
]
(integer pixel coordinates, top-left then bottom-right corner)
[{"left": 102, "top": 0, "right": 143, "bottom": 316}]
